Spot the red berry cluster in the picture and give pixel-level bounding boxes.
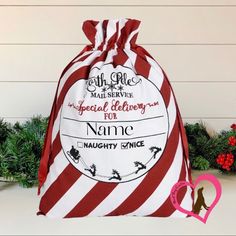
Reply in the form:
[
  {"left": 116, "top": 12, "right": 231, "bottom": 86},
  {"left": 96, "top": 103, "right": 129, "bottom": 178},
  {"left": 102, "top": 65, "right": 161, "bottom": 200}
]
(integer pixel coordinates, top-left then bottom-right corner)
[
  {"left": 228, "top": 136, "right": 236, "bottom": 146},
  {"left": 231, "top": 124, "right": 236, "bottom": 130},
  {"left": 216, "top": 153, "right": 234, "bottom": 171},
  {"left": 216, "top": 124, "right": 236, "bottom": 171}
]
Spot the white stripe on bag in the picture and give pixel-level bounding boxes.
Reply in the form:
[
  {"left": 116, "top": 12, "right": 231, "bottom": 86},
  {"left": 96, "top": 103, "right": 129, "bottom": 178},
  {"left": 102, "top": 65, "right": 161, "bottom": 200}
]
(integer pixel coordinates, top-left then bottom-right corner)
[
  {"left": 88, "top": 174, "right": 147, "bottom": 216},
  {"left": 40, "top": 151, "right": 69, "bottom": 196}
]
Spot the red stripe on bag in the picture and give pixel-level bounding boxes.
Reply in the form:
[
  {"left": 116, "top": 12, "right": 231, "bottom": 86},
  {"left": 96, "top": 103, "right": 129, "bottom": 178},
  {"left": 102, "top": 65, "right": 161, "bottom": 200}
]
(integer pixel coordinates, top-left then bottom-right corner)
[
  {"left": 48, "top": 133, "right": 62, "bottom": 167},
  {"left": 117, "top": 19, "right": 140, "bottom": 47},
  {"left": 173, "top": 94, "right": 192, "bottom": 184},
  {"left": 106, "top": 118, "right": 179, "bottom": 216},
  {"left": 82, "top": 20, "right": 99, "bottom": 46},
  {"left": 113, "top": 48, "right": 129, "bottom": 67},
  {"left": 65, "top": 182, "right": 118, "bottom": 218},
  {"left": 39, "top": 164, "right": 81, "bottom": 215},
  {"left": 134, "top": 54, "right": 151, "bottom": 78},
  {"left": 149, "top": 157, "right": 187, "bottom": 217},
  {"left": 160, "top": 78, "right": 171, "bottom": 108}
]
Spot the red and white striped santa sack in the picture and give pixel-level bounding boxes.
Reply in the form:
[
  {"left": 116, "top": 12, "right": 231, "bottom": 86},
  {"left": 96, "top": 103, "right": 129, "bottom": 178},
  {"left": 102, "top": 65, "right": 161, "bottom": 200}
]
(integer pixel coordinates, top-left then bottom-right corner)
[{"left": 38, "top": 18, "right": 193, "bottom": 218}]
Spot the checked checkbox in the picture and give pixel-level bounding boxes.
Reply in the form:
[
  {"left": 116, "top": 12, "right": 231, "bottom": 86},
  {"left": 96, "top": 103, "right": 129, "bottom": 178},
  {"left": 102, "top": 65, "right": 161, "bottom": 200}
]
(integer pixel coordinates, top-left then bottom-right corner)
[{"left": 121, "top": 142, "right": 129, "bottom": 149}]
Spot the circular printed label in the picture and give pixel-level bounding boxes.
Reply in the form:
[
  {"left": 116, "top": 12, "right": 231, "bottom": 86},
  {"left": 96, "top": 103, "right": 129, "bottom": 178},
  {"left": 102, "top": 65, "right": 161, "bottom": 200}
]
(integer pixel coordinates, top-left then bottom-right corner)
[{"left": 60, "top": 64, "right": 169, "bottom": 183}]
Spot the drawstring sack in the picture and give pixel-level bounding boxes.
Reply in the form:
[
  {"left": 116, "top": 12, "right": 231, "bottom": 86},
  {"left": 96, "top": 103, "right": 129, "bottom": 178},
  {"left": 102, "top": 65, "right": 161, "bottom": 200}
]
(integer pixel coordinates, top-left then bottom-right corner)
[{"left": 38, "top": 18, "right": 193, "bottom": 218}]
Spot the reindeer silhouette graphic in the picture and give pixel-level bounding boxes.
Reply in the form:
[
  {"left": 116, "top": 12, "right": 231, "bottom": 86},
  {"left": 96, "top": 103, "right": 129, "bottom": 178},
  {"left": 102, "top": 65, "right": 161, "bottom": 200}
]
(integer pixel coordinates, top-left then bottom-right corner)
[
  {"left": 85, "top": 164, "right": 97, "bottom": 177},
  {"left": 134, "top": 161, "right": 146, "bottom": 174},
  {"left": 149, "top": 146, "right": 162, "bottom": 159},
  {"left": 109, "top": 169, "right": 122, "bottom": 181},
  {"left": 193, "top": 187, "right": 209, "bottom": 215}
]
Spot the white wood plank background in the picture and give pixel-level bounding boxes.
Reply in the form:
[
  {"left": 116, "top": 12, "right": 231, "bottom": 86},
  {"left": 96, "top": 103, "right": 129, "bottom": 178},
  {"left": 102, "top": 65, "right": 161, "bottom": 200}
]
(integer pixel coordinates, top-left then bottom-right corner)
[
  {"left": 0, "top": 45, "right": 235, "bottom": 82},
  {"left": 1, "top": 7, "right": 236, "bottom": 44},
  {"left": 0, "top": 0, "right": 235, "bottom": 131}
]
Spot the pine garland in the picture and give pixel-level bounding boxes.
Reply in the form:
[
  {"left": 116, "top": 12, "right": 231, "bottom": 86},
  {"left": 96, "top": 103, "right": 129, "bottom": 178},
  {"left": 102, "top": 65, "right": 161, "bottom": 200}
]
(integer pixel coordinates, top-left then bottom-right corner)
[
  {"left": 0, "top": 116, "right": 48, "bottom": 187},
  {"left": 184, "top": 122, "right": 236, "bottom": 173}
]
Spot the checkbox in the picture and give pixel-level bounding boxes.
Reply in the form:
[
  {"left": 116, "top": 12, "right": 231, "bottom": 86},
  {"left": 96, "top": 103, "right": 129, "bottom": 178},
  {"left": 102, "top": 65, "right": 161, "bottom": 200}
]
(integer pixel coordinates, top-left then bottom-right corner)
[
  {"left": 121, "top": 142, "right": 128, "bottom": 149},
  {"left": 77, "top": 142, "right": 83, "bottom": 148}
]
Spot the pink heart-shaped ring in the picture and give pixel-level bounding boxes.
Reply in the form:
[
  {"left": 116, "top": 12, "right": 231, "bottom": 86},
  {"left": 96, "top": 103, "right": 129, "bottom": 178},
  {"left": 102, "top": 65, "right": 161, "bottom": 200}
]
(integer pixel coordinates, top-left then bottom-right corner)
[{"left": 170, "top": 174, "right": 222, "bottom": 223}]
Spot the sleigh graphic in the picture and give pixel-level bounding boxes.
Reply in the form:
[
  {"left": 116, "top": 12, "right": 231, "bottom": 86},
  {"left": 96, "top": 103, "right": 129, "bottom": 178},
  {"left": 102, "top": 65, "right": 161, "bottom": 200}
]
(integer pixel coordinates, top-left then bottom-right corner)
[{"left": 67, "top": 146, "right": 81, "bottom": 163}]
